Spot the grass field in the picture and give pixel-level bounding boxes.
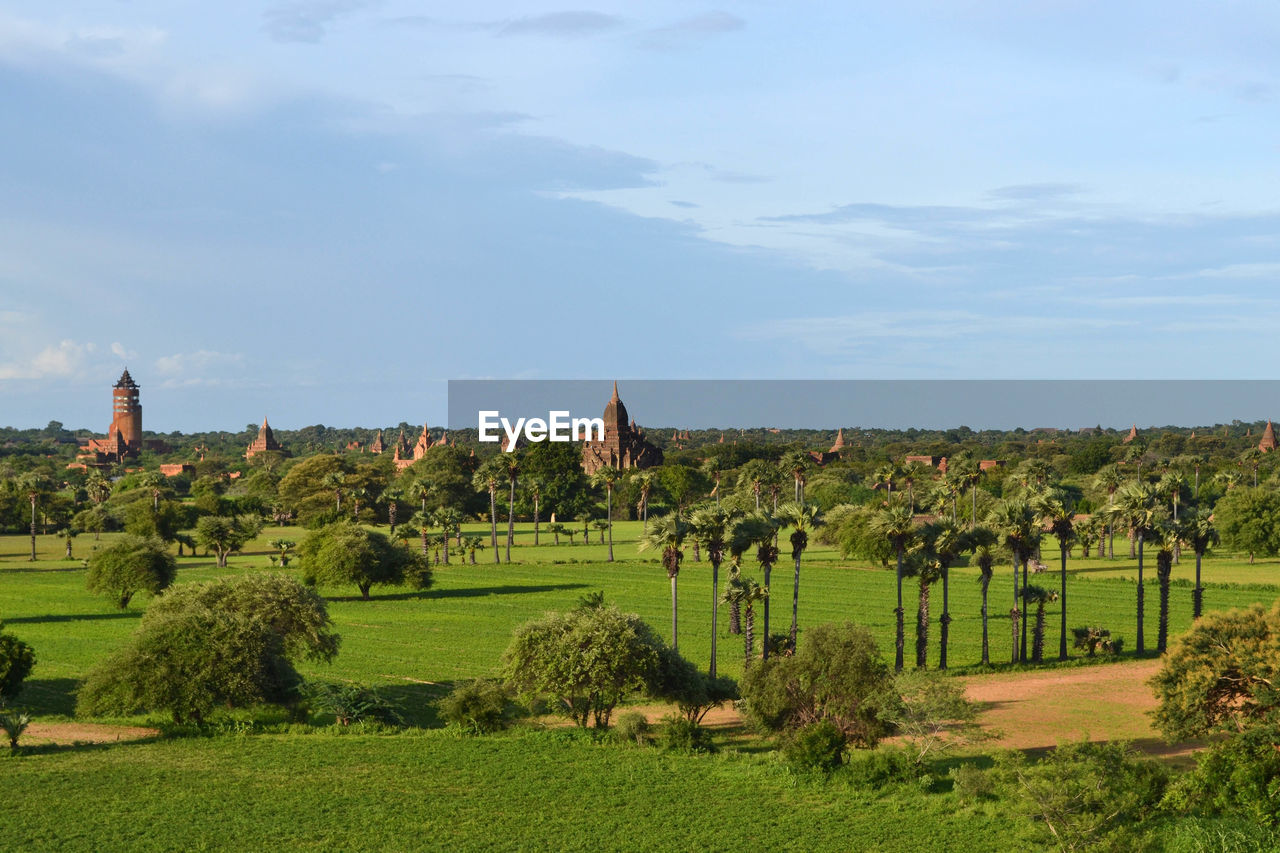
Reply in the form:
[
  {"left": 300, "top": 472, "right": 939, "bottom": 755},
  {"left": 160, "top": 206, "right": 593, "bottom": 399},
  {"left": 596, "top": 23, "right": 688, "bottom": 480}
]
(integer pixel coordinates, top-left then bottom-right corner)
[{"left": 2, "top": 521, "right": 1278, "bottom": 850}]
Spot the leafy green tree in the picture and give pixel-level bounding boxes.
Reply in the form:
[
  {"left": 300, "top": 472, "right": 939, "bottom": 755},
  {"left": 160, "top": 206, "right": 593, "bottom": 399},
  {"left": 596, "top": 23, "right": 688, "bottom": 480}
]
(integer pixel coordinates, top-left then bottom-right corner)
[
  {"left": 775, "top": 501, "right": 820, "bottom": 655},
  {"left": 269, "top": 538, "right": 296, "bottom": 567},
  {"left": 639, "top": 515, "right": 688, "bottom": 650},
  {"left": 1213, "top": 486, "right": 1280, "bottom": 565},
  {"left": 194, "top": 515, "right": 261, "bottom": 568},
  {"left": 881, "top": 670, "right": 985, "bottom": 765},
  {"left": 298, "top": 521, "right": 432, "bottom": 599},
  {"left": 871, "top": 500, "right": 916, "bottom": 672},
  {"left": 740, "top": 622, "right": 894, "bottom": 749},
  {"left": 0, "top": 627, "right": 35, "bottom": 703},
  {"left": 502, "top": 604, "right": 666, "bottom": 729},
  {"left": 277, "top": 455, "right": 348, "bottom": 526},
  {"left": 656, "top": 465, "right": 710, "bottom": 513},
  {"left": 86, "top": 536, "right": 177, "bottom": 608},
  {"left": 1150, "top": 602, "right": 1280, "bottom": 740},
  {"left": 77, "top": 573, "right": 339, "bottom": 724}
]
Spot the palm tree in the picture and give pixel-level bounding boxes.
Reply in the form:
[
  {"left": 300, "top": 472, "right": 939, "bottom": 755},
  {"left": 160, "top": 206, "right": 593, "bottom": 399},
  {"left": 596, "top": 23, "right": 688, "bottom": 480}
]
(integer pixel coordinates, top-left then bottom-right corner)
[
  {"left": 1214, "top": 468, "right": 1242, "bottom": 493},
  {"left": 732, "top": 514, "right": 779, "bottom": 660},
  {"left": 872, "top": 464, "right": 897, "bottom": 503},
  {"left": 949, "top": 453, "right": 982, "bottom": 528},
  {"left": 350, "top": 486, "right": 368, "bottom": 522},
  {"left": 1158, "top": 470, "right": 1187, "bottom": 563},
  {"left": 499, "top": 454, "right": 520, "bottom": 563},
  {"left": 58, "top": 527, "right": 77, "bottom": 560},
  {"left": 434, "top": 507, "right": 463, "bottom": 565},
  {"left": 902, "top": 460, "right": 931, "bottom": 513},
  {"left": 775, "top": 501, "right": 820, "bottom": 655},
  {"left": 639, "top": 515, "right": 688, "bottom": 650},
  {"left": 722, "top": 571, "right": 767, "bottom": 670},
  {"left": 1182, "top": 508, "right": 1218, "bottom": 620},
  {"left": 409, "top": 477, "right": 434, "bottom": 514},
  {"left": 1023, "top": 585, "right": 1054, "bottom": 663},
  {"left": 988, "top": 498, "right": 1039, "bottom": 663},
  {"left": 591, "top": 466, "right": 621, "bottom": 562},
  {"left": 970, "top": 525, "right": 998, "bottom": 666},
  {"left": 525, "top": 476, "right": 545, "bottom": 546},
  {"left": 408, "top": 510, "right": 433, "bottom": 557},
  {"left": 472, "top": 458, "right": 504, "bottom": 564},
  {"left": 690, "top": 506, "right": 734, "bottom": 678},
  {"left": 1038, "top": 495, "right": 1075, "bottom": 661},
  {"left": 871, "top": 500, "right": 916, "bottom": 671},
  {"left": 382, "top": 486, "right": 405, "bottom": 536},
  {"left": 1093, "top": 465, "right": 1124, "bottom": 558},
  {"left": 920, "top": 518, "right": 967, "bottom": 670},
  {"left": 633, "top": 471, "right": 655, "bottom": 524},
  {"left": 464, "top": 535, "right": 484, "bottom": 564},
  {"left": 1152, "top": 520, "right": 1177, "bottom": 654},
  {"left": 139, "top": 471, "right": 164, "bottom": 512},
  {"left": 782, "top": 451, "right": 810, "bottom": 503},
  {"left": 546, "top": 522, "right": 565, "bottom": 546},
  {"left": 1240, "top": 448, "right": 1263, "bottom": 488},
  {"left": 701, "top": 457, "right": 726, "bottom": 508},
  {"left": 86, "top": 470, "right": 111, "bottom": 505},
  {"left": 17, "top": 473, "right": 48, "bottom": 562},
  {"left": 323, "top": 471, "right": 345, "bottom": 515},
  {"left": 1114, "top": 482, "right": 1159, "bottom": 654}
]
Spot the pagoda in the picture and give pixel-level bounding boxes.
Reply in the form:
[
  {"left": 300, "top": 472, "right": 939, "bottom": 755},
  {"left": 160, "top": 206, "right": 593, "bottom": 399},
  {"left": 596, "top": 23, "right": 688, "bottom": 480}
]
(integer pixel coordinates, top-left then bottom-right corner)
[
  {"left": 581, "top": 382, "right": 663, "bottom": 475},
  {"left": 1260, "top": 421, "right": 1277, "bottom": 453},
  {"left": 245, "top": 417, "right": 288, "bottom": 459}
]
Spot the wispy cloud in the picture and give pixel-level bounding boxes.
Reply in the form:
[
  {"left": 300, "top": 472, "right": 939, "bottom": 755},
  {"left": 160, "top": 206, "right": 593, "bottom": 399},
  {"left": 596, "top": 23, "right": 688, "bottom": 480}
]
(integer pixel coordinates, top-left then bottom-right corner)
[
  {"left": 496, "top": 11, "right": 625, "bottom": 38},
  {"left": 154, "top": 350, "right": 245, "bottom": 378},
  {"left": 640, "top": 11, "right": 744, "bottom": 51},
  {"left": 263, "top": 0, "right": 372, "bottom": 44},
  {"left": 0, "top": 339, "right": 96, "bottom": 380}
]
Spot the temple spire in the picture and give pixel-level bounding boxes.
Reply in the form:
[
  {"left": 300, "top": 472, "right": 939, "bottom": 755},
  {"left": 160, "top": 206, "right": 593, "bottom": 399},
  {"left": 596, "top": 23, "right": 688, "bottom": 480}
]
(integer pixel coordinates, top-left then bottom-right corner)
[{"left": 611, "top": 380, "right": 620, "bottom": 402}]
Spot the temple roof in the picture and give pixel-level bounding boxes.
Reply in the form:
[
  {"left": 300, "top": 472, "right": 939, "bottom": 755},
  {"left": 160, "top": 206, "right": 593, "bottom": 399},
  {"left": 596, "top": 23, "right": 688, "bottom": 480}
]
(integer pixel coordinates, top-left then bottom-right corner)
[
  {"left": 114, "top": 368, "right": 138, "bottom": 390},
  {"left": 1261, "top": 420, "right": 1277, "bottom": 452},
  {"left": 830, "top": 428, "right": 845, "bottom": 452}
]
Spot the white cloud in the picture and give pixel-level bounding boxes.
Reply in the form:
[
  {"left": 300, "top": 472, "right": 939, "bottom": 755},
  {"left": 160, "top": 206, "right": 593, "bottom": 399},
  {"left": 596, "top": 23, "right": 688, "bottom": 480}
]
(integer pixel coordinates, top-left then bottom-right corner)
[
  {"left": 153, "top": 349, "right": 244, "bottom": 379},
  {"left": 0, "top": 339, "right": 95, "bottom": 380}
]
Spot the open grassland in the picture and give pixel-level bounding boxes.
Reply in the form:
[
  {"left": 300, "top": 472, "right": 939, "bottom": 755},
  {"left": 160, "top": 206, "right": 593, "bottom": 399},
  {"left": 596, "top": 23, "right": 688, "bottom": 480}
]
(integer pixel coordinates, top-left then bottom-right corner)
[{"left": 2, "top": 523, "right": 1279, "bottom": 851}]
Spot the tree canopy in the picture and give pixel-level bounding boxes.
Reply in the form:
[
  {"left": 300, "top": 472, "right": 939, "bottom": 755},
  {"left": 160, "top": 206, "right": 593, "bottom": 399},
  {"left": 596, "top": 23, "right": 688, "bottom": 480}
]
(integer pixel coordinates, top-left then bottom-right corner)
[
  {"left": 297, "top": 521, "right": 432, "bottom": 599},
  {"left": 86, "top": 535, "right": 177, "bottom": 608}
]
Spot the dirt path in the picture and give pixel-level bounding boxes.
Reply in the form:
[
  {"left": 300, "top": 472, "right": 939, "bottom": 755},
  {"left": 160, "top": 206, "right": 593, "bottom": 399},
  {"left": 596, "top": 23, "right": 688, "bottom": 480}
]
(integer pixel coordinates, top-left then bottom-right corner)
[{"left": 21, "top": 722, "right": 159, "bottom": 746}]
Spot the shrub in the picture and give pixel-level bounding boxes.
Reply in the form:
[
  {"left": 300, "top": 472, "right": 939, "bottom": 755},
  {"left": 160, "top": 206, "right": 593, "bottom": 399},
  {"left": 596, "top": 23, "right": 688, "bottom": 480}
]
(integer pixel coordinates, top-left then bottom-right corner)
[
  {"left": 782, "top": 720, "right": 846, "bottom": 772},
  {"left": 78, "top": 573, "right": 339, "bottom": 724},
  {"left": 653, "top": 647, "right": 738, "bottom": 723},
  {"left": 844, "top": 747, "right": 918, "bottom": 789},
  {"left": 1072, "top": 625, "right": 1124, "bottom": 657},
  {"left": 85, "top": 536, "right": 176, "bottom": 608},
  {"left": 993, "top": 740, "right": 1168, "bottom": 851},
  {"left": 658, "top": 714, "right": 714, "bottom": 753},
  {"left": 950, "top": 763, "right": 995, "bottom": 805},
  {"left": 308, "top": 682, "right": 404, "bottom": 727},
  {"left": 613, "top": 710, "right": 651, "bottom": 745},
  {"left": 741, "top": 622, "right": 893, "bottom": 748},
  {"left": 0, "top": 709, "right": 30, "bottom": 752},
  {"left": 881, "top": 670, "right": 986, "bottom": 765},
  {"left": 1163, "top": 722, "right": 1280, "bottom": 827},
  {"left": 438, "top": 679, "right": 513, "bottom": 734},
  {"left": 298, "top": 521, "right": 432, "bottom": 600},
  {"left": 0, "top": 628, "right": 35, "bottom": 703}
]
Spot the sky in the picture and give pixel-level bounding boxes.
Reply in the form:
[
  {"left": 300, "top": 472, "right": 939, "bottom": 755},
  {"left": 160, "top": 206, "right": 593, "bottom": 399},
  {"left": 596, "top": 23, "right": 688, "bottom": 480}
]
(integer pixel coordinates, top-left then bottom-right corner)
[{"left": 2, "top": 2, "right": 1280, "bottom": 431}]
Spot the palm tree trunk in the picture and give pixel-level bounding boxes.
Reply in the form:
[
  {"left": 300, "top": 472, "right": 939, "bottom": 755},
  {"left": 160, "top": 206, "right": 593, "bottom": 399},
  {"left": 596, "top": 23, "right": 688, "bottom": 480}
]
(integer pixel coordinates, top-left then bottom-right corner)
[
  {"left": 971, "top": 486, "right": 977, "bottom": 530},
  {"left": 1136, "top": 534, "right": 1145, "bottom": 654},
  {"left": 762, "top": 562, "right": 772, "bottom": 661},
  {"left": 789, "top": 553, "right": 801, "bottom": 654},
  {"left": 533, "top": 496, "right": 540, "bottom": 546},
  {"left": 489, "top": 489, "right": 499, "bottom": 564},
  {"left": 939, "top": 568, "right": 950, "bottom": 670},
  {"left": 1059, "top": 540, "right": 1068, "bottom": 661},
  {"left": 1020, "top": 557, "right": 1029, "bottom": 662},
  {"left": 670, "top": 574, "right": 679, "bottom": 651},
  {"left": 894, "top": 547, "right": 905, "bottom": 672},
  {"left": 606, "top": 488, "right": 614, "bottom": 562},
  {"left": 1032, "top": 603, "right": 1046, "bottom": 663},
  {"left": 916, "top": 578, "right": 930, "bottom": 669},
  {"left": 1158, "top": 562, "right": 1171, "bottom": 654},
  {"left": 710, "top": 558, "right": 719, "bottom": 679},
  {"left": 506, "top": 479, "right": 515, "bottom": 563},
  {"left": 980, "top": 578, "right": 990, "bottom": 666},
  {"left": 442, "top": 532, "right": 450, "bottom": 565},
  {"left": 1193, "top": 551, "right": 1204, "bottom": 619},
  {"left": 744, "top": 604, "right": 755, "bottom": 669},
  {"left": 1011, "top": 557, "right": 1020, "bottom": 664},
  {"left": 29, "top": 498, "right": 37, "bottom": 561}
]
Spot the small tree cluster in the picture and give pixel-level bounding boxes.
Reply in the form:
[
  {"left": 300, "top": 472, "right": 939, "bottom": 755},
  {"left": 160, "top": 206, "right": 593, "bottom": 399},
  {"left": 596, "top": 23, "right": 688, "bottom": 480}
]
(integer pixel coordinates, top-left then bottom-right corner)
[
  {"left": 86, "top": 536, "right": 177, "bottom": 608},
  {"left": 298, "top": 521, "right": 432, "bottom": 599}
]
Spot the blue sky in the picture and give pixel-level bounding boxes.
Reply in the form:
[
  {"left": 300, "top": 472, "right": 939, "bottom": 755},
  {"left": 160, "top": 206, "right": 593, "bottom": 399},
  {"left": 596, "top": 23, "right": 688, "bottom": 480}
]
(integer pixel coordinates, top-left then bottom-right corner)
[{"left": 2, "top": 2, "right": 1279, "bottom": 431}]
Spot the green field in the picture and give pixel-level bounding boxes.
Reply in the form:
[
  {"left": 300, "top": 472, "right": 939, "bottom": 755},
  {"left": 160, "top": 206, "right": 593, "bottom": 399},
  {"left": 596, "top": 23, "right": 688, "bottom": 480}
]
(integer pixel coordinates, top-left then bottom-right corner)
[{"left": 2, "top": 522, "right": 1279, "bottom": 850}]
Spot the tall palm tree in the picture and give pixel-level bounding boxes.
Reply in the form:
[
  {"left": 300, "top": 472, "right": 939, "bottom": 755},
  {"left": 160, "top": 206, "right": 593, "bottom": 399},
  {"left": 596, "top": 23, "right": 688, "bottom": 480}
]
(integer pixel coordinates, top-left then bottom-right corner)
[
  {"left": 472, "top": 458, "right": 505, "bottom": 564},
  {"left": 920, "top": 518, "right": 967, "bottom": 670},
  {"left": 969, "top": 525, "right": 998, "bottom": 666},
  {"left": 871, "top": 500, "right": 916, "bottom": 672},
  {"left": 691, "top": 506, "right": 734, "bottom": 678},
  {"left": 1037, "top": 495, "right": 1075, "bottom": 661},
  {"left": 1023, "top": 585, "right": 1053, "bottom": 663},
  {"left": 1181, "top": 508, "right": 1218, "bottom": 620},
  {"left": 139, "top": 471, "right": 164, "bottom": 513},
  {"left": 722, "top": 571, "right": 767, "bottom": 670},
  {"left": 950, "top": 453, "right": 982, "bottom": 528},
  {"left": 872, "top": 464, "right": 897, "bottom": 503},
  {"left": 17, "top": 473, "right": 48, "bottom": 562},
  {"left": 591, "top": 466, "right": 621, "bottom": 562},
  {"left": 323, "top": 470, "right": 345, "bottom": 515},
  {"left": 782, "top": 451, "right": 809, "bottom": 503},
  {"left": 633, "top": 471, "right": 655, "bottom": 524},
  {"left": 1158, "top": 469, "right": 1187, "bottom": 564},
  {"left": 1240, "top": 448, "right": 1263, "bottom": 488},
  {"left": 639, "top": 515, "right": 688, "bottom": 650},
  {"left": 1214, "top": 468, "right": 1242, "bottom": 493},
  {"left": 408, "top": 510, "right": 433, "bottom": 557},
  {"left": 901, "top": 460, "right": 931, "bottom": 513},
  {"left": 525, "top": 476, "right": 545, "bottom": 546},
  {"left": 988, "top": 498, "right": 1039, "bottom": 663},
  {"left": 775, "top": 501, "right": 820, "bottom": 655},
  {"left": 499, "top": 454, "right": 520, "bottom": 563},
  {"left": 434, "top": 507, "right": 463, "bottom": 565},
  {"left": 382, "top": 486, "right": 405, "bottom": 536},
  {"left": 1114, "top": 482, "right": 1159, "bottom": 654},
  {"left": 701, "top": 458, "right": 726, "bottom": 508},
  {"left": 732, "top": 514, "right": 779, "bottom": 660},
  {"left": 1093, "top": 465, "right": 1124, "bottom": 558},
  {"left": 409, "top": 477, "right": 434, "bottom": 514}
]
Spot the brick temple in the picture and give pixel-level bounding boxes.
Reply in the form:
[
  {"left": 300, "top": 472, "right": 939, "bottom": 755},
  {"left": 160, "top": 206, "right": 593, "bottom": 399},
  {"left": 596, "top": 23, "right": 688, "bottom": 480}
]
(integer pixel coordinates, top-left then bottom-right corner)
[
  {"left": 245, "top": 417, "right": 289, "bottom": 459},
  {"left": 581, "top": 382, "right": 663, "bottom": 475},
  {"left": 76, "top": 369, "right": 168, "bottom": 466}
]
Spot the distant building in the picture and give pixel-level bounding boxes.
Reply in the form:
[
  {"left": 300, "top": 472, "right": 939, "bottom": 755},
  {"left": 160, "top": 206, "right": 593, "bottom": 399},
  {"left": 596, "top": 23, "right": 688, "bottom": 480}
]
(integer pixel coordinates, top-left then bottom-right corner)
[
  {"left": 808, "top": 428, "right": 846, "bottom": 465},
  {"left": 1261, "top": 421, "right": 1277, "bottom": 453},
  {"left": 1123, "top": 424, "right": 1139, "bottom": 443},
  {"left": 370, "top": 430, "right": 386, "bottom": 454},
  {"left": 395, "top": 424, "right": 449, "bottom": 470},
  {"left": 245, "top": 417, "right": 289, "bottom": 459},
  {"left": 581, "top": 382, "right": 663, "bottom": 475},
  {"left": 77, "top": 369, "right": 168, "bottom": 466}
]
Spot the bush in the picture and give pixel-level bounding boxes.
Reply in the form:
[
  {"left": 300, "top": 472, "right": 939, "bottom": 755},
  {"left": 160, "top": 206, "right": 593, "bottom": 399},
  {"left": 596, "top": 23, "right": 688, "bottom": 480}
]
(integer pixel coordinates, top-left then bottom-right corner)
[
  {"left": 1072, "top": 625, "right": 1124, "bottom": 657},
  {"left": 307, "top": 682, "right": 404, "bottom": 727},
  {"left": 658, "top": 714, "right": 714, "bottom": 753},
  {"left": 78, "top": 573, "right": 339, "bottom": 724},
  {"left": 439, "top": 679, "right": 514, "bottom": 734},
  {"left": 298, "top": 521, "right": 432, "bottom": 600},
  {"left": 653, "top": 647, "right": 738, "bottom": 723},
  {"left": 844, "top": 747, "right": 918, "bottom": 789},
  {"left": 1160, "top": 817, "right": 1280, "bottom": 853},
  {"left": 782, "top": 720, "right": 846, "bottom": 772},
  {"left": 85, "top": 535, "right": 176, "bottom": 608},
  {"left": 950, "top": 763, "right": 995, "bottom": 805},
  {"left": 1163, "top": 722, "right": 1280, "bottom": 827},
  {"left": 613, "top": 710, "right": 651, "bottom": 745},
  {"left": 741, "top": 622, "right": 893, "bottom": 748},
  {"left": 0, "top": 629, "right": 35, "bottom": 703}
]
